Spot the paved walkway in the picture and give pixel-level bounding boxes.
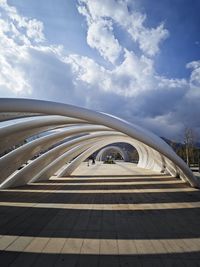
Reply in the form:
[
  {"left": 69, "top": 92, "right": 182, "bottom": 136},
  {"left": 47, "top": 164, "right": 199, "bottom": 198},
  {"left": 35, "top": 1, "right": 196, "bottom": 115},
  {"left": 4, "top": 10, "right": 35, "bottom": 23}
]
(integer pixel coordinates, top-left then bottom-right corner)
[{"left": 0, "top": 162, "right": 200, "bottom": 266}]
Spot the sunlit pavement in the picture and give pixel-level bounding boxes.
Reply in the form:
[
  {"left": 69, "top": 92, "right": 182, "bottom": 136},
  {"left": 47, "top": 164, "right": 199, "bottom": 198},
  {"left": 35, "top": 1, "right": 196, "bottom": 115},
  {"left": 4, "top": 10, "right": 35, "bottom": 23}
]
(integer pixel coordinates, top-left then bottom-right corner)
[{"left": 0, "top": 162, "right": 200, "bottom": 266}]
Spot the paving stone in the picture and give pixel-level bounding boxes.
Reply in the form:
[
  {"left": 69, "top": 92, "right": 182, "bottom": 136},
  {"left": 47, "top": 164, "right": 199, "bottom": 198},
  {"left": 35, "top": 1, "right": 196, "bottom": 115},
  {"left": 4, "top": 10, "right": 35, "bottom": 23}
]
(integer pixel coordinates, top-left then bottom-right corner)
[{"left": 0, "top": 162, "right": 199, "bottom": 267}]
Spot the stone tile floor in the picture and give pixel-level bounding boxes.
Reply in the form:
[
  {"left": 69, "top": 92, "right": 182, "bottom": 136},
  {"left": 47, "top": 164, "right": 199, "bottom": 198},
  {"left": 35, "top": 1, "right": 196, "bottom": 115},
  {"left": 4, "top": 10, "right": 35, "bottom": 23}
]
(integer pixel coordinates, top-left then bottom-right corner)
[{"left": 0, "top": 162, "right": 200, "bottom": 266}]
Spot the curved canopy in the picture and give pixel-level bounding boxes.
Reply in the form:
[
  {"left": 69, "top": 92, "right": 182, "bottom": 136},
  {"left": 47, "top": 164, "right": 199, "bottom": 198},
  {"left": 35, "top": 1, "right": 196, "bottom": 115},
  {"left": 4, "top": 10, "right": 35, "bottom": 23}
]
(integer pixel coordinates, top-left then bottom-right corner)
[
  {"left": 96, "top": 145, "right": 130, "bottom": 162},
  {"left": 0, "top": 98, "right": 198, "bottom": 189}
]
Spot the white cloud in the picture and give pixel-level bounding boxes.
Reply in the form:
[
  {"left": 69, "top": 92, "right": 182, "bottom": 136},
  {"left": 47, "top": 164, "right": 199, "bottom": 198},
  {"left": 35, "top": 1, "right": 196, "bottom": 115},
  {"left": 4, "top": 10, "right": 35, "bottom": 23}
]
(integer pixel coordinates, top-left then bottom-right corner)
[
  {"left": 157, "top": 76, "right": 187, "bottom": 89},
  {"left": 26, "top": 19, "right": 45, "bottom": 43},
  {"left": 0, "top": 13, "right": 31, "bottom": 94},
  {"left": 133, "top": 23, "right": 169, "bottom": 57},
  {"left": 186, "top": 60, "right": 200, "bottom": 98},
  {"left": 0, "top": 0, "right": 49, "bottom": 95},
  {"left": 68, "top": 48, "right": 187, "bottom": 99},
  {"left": 78, "top": 0, "right": 169, "bottom": 57},
  {"left": 0, "top": 0, "right": 44, "bottom": 43},
  {"left": 87, "top": 19, "right": 122, "bottom": 63},
  {"left": 0, "top": 54, "right": 31, "bottom": 94},
  {"left": 0, "top": 1, "right": 81, "bottom": 103},
  {"left": 0, "top": 0, "right": 199, "bottom": 140},
  {"left": 78, "top": 0, "right": 122, "bottom": 63}
]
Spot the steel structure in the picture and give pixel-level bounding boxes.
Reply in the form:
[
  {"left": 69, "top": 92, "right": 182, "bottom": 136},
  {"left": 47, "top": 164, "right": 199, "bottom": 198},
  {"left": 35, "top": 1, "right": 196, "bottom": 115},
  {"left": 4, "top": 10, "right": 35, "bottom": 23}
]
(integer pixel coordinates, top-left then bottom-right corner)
[
  {"left": 96, "top": 145, "right": 129, "bottom": 162},
  {"left": 0, "top": 98, "right": 198, "bottom": 189}
]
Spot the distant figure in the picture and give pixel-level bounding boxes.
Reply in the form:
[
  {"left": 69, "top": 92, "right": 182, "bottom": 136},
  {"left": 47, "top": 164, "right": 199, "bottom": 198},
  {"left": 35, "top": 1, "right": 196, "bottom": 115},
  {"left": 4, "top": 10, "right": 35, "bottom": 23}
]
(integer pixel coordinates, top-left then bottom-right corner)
[{"left": 92, "top": 158, "right": 95, "bottom": 164}]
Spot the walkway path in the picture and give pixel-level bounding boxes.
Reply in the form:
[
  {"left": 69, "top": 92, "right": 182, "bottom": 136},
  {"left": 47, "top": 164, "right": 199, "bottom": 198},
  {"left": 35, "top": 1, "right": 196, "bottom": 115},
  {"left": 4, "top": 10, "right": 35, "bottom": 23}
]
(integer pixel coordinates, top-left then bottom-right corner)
[{"left": 0, "top": 162, "right": 200, "bottom": 266}]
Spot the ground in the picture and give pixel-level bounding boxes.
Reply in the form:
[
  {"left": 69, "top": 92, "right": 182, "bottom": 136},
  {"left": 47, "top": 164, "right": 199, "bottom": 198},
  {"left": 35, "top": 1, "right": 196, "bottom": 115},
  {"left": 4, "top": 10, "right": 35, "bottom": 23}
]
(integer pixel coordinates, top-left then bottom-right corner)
[{"left": 0, "top": 162, "right": 200, "bottom": 266}]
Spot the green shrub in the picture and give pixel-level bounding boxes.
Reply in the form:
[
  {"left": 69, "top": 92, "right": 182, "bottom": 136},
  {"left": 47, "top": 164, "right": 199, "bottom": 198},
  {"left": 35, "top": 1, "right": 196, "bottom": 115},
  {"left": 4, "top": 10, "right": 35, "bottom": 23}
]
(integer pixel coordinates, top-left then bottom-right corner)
[{"left": 103, "top": 158, "right": 115, "bottom": 164}]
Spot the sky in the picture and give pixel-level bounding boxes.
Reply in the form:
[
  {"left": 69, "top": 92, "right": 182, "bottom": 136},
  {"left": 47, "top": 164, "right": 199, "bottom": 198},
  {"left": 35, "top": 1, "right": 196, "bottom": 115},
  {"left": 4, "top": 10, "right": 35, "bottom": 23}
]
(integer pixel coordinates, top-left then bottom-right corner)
[{"left": 0, "top": 0, "right": 200, "bottom": 141}]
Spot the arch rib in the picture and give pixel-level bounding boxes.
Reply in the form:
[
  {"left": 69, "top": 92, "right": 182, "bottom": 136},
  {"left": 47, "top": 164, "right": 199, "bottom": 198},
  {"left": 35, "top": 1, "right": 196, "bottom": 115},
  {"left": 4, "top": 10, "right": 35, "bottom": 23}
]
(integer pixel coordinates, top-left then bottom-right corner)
[{"left": 0, "top": 98, "right": 198, "bottom": 188}]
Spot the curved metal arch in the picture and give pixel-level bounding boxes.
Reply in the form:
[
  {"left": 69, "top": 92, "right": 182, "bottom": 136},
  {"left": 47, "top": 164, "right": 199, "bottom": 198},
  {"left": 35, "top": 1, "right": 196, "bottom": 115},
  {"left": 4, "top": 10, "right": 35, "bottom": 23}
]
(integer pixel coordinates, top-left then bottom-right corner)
[
  {"left": 0, "top": 125, "right": 111, "bottom": 184},
  {"left": 32, "top": 138, "right": 112, "bottom": 182},
  {"left": 0, "top": 112, "right": 42, "bottom": 122},
  {"left": 58, "top": 137, "right": 168, "bottom": 177},
  {"left": 60, "top": 140, "right": 182, "bottom": 179},
  {"left": 96, "top": 145, "right": 129, "bottom": 162},
  {"left": 0, "top": 115, "right": 89, "bottom": 154},
  {"left": 38, "top": 134, "right": 156, "bottom": 179},
  {"left": 0, "top": 132, "right": 124, "bottom": 188},
  {"left": 0, "top": 98, "right": 198, "bottom": 188},
  {"left": 13, "top": 133, "right": 150, "bottom": 183},
  {"left": 2, "top": 132, "right": 150, "bottom": 187},
  {"left": 58, "top": 138, "right": 143, "bottom": 177},
  {"left": 34, "top": 136, "right": 136, "bottom": 181}
]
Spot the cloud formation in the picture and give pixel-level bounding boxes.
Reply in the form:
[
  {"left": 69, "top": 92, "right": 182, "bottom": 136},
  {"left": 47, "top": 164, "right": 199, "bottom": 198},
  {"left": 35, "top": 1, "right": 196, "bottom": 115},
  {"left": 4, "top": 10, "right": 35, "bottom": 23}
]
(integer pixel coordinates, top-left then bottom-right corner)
[
  {"left": 0, "top": 0, "right": 199, "bottom": 140},
  {"left": 78, "top": 0, "right": 169, "bottom": 57}
]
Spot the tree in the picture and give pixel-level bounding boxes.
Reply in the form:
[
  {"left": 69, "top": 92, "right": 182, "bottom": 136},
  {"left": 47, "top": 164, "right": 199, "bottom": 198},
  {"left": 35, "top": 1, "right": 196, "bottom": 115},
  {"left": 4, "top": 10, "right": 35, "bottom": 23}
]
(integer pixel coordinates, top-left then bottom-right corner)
[{"left": 183, "top": 127, "right": 196, "bottom": 166}]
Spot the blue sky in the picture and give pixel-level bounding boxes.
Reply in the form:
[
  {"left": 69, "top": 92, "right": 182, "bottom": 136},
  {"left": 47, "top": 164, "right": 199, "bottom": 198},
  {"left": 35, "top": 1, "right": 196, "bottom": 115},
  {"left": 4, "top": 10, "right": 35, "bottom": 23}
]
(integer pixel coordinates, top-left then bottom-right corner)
[{"left": 0, "top": 0, "right": 200, "bottom": 140}]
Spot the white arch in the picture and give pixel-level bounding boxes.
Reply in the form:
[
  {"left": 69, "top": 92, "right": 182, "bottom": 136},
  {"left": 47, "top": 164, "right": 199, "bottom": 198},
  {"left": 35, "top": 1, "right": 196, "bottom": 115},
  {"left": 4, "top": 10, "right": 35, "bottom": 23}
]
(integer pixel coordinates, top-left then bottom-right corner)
[
  {"left": 58, "top": 137, "right": 168, "bottom": 177},
  {"left": 32, "top": 138, "right": 115, "bottom": 182},
  {"left": 58, "top": 138, "right": 144, "bottom": 177},
  {"left": 0, "top": 115, "right": 89, "bottom": 154},
  {"left": 96, "top": 145, "right": 130, "bottom": 162},
  {"left": 0, "top": 132, "right": 124, "bottom": 188},
  {"left": 0, "top": 125, "right": 111, "bottom": 184},
  {"left": 0, "top": 98, "right": 198, "bottom": 188},
  {"left": 38, "top": 136, "right": 147, "bottom": 179}
]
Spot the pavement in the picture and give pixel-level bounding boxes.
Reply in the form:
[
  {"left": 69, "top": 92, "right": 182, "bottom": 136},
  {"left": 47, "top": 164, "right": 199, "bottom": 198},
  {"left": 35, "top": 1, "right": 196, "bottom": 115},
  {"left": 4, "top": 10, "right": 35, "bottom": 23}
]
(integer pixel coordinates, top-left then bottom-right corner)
[{"left": 0, "top": 162, "right": 200, "bottom": 266}]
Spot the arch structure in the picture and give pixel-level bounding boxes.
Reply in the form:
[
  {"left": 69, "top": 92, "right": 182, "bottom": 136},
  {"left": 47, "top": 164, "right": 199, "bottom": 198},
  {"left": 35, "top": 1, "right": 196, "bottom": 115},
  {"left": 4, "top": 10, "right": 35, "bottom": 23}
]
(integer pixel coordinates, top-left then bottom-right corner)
[
  {"left": 0, "top": 98, "right": 198, "bottom": 189},
  {"left": 96, "top": 145, "right": 129, "bottom": 162}
]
